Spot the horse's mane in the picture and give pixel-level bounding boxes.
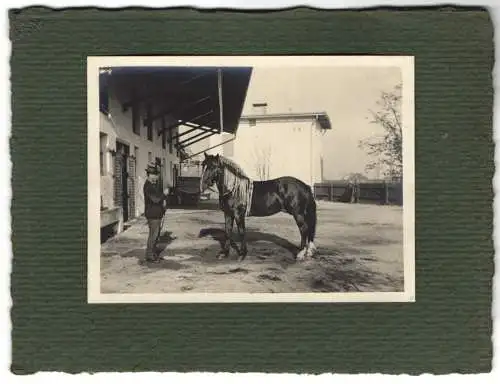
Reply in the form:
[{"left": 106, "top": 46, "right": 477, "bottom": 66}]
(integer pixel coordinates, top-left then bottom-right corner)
[
  {"left": 216, "top": 156, "right": 253, "bottom": 215},
  {"left": 218, "top": 156, "right": 250, "bottom": 180}
]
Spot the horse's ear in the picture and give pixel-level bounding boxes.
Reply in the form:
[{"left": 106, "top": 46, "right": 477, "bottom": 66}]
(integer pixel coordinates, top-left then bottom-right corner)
[
  {"left": 204, "top": 152, "right": 208, "bottom": 159},
  {"left": 215, "top": 154, "right": 220, "bottom": 161}
]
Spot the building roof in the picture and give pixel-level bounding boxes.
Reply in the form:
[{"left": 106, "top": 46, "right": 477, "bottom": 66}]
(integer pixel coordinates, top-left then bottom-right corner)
[
  {"left": 240, "top": 112, "right": 332, "bottom": 130},
  {"left": 100, "top": 66, "right": 253, "bottom": 135}
]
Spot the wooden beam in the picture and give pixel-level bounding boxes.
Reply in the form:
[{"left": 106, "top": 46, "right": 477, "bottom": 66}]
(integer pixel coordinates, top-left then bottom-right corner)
[
  {"left": 176, "top": 130, "right": 212, "bottom": 147},
  {"left": 159, "top": 110, "right": 214, "bottom": 138},
  {"left": 147, "top": 96, "right": 211, "bottom": 128},
  {"left": 178, "top": 131, "right": 217, "bottom": 149},
  {"left": 183, "top": 136, "right": 235, "bottom": 161},
  {"left": 183, "top": 122, "right": 219, "bottom": 133},
  {"left": 170, "top": 126, "right": 199, "bottom": 143},
  {"left": 170, "top": 120, "right": 217, "bottom": 143}
]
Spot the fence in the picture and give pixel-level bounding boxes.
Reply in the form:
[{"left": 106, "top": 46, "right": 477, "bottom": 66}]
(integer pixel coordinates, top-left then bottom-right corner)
[{"left": 314, "top": 180, "right": 403, "bottom": 206}]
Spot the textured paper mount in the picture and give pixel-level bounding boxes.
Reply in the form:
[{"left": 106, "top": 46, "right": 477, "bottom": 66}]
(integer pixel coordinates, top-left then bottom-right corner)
[{"left": 88, "top": 55, "right": 415, "bottom": 304}]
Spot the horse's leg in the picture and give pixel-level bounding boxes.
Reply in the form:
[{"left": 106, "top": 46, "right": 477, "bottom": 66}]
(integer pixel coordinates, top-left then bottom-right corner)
[
  {"left": 235, "top": 212, "right": 248, "bottom": 262},
  {"left": 218, "top": 213, "right": 234, "bottom": 260},
  {"left": 293, "top": 213, "right": 309, "bottom": 261}
]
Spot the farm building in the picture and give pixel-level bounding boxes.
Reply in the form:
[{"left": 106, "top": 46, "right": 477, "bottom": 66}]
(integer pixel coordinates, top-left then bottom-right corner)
[
  {"left": 227, "top": 112, "right": 330, "bottom": 186},
  {"left": 98, "top": 66, "right": 252, "bottom": 234}
]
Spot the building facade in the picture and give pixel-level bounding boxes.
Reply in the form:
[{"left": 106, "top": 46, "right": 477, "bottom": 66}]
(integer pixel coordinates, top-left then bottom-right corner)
[
  {"left": 98, "top": 66, "right": 252, "bottom": 232},
  {"left": 99, "top": 81, "right": 181, "bottom": 225}
]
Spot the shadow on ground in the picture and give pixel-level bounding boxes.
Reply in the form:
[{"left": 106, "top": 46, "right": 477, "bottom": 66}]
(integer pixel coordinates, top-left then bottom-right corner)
[
  {"left": 303, "top": 257, "right": 404, "bottom": 292},
  {"left": 102, "top": 221, "right": 403, "bottom": 291},
  {"left": 194, "top": 227, "right": 403, "bottom": 292},
  {"left": 198, "top": 227, "right": 299, "bottom": 255},
  {"left": 114, "top": 230, "right": 188, "bottom": 270}
]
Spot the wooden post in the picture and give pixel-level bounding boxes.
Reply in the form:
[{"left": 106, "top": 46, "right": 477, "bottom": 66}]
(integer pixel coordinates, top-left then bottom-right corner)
[{"left": 329, "top": 182, "right": 334, "bottom": 201}]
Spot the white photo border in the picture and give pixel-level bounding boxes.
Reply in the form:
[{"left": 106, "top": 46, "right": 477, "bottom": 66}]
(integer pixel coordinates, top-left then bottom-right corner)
[{"left": 87, "top": 55, "right": 415, "bottom": 304}]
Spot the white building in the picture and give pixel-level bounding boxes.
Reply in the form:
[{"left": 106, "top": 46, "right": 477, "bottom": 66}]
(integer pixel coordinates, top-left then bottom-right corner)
[{"left": 227, "top": 112, "right": 330, "bottom": 186}]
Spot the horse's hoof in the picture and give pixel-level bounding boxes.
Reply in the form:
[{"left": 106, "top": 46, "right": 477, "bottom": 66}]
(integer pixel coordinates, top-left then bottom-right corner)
[
  {"left": 217, "top": 253, "right": 227, "bottom": 260},
  {"left": 305, "top": 246, "right": 315, "bottom": 259},
  {"left": 308, "top": 242, "right": 317, "bottom": 254},
  {"left": 296, "top": 249, "right": 307, "bottom": 262},
  {"left": 238, "top": 254, "right": 247, "bottom": 262}
]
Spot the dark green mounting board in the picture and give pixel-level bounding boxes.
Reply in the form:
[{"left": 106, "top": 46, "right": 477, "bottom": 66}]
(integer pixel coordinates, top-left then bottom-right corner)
[{"left": 10, "top": 6, "right": 493, "bottom": 374}]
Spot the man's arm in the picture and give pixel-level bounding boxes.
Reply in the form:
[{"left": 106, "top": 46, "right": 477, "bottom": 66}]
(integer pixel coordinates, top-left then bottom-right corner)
[{"left": 144, "top": 183, "right": 165, "bottom": 204}]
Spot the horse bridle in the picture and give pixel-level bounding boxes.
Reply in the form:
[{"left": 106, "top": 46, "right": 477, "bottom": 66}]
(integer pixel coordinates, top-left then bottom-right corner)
[{"left": 200, "top": 163, "right": 222, "bottom": 195}]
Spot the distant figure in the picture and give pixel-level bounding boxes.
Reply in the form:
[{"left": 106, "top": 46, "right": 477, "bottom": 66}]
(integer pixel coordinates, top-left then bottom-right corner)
[
  {"left": 349, "top": 182, "right": 360, "bottom": 204},
  {"left": 343, "top": 173, "right": 365, "bottom": 204},
  {"left": 143, "top": 162, "right": 168, "bottom": 263}
]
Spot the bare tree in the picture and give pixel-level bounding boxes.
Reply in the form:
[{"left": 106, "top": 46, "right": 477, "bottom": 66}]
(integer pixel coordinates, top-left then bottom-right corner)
[
  {"left": 359, "top": 83, "right": 403, "bottom": 181},
  {"left": 343, "top": 172, "right": 369, "bottom": 183},
  {"left": 253, "top": 145, "right": 272, "bottom": 181}
]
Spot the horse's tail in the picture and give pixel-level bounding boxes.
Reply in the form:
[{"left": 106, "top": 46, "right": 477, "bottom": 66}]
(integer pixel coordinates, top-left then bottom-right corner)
[{"left": 306, "top": 195, "right": 317, "bottom": 243}]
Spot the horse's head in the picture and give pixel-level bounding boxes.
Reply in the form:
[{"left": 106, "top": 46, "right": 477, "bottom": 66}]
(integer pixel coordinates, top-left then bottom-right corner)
[{"left": 200, "top": 152, "right": 222, "bottom": 192}]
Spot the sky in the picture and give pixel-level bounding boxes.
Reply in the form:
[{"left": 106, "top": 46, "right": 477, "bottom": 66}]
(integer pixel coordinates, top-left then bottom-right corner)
[{"left": 240, "top": 66, "right": 402, "bottom": 180}]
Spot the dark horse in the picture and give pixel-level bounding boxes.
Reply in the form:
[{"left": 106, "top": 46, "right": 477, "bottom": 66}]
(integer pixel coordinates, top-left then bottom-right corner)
[{"left": 200, "top": 153, "right": 317, "bottom": 262}]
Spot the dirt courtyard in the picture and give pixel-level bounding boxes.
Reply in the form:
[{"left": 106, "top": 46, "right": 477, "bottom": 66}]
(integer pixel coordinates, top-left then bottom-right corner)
[{"left": 100, "top": 201, "right": 404, "bottom": 294}]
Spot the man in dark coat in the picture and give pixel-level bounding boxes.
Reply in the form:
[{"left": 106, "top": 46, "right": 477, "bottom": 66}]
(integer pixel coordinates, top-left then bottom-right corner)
[{"left": 143, "top": 162, "right": 168, "bottom": 263}]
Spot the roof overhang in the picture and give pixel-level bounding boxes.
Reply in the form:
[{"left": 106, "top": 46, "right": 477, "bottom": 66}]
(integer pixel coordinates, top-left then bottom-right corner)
[
  {"left": 240, "top": 112, "right": 332, "bottom": 130},
  {"left": 100, "top": 66, "right": 253, "bottom": 135}
]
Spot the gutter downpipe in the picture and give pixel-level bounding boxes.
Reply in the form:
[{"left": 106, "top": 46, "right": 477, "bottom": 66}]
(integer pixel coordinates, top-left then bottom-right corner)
[{"left": 310, "top": 116, "right": 317, "bottom": 188}]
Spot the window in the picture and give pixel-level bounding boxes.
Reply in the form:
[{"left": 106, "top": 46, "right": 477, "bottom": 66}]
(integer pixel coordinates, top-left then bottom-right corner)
[
  {"left": 170, "top": 161, "right": 174, "bottom": 186},
  {"left": 161, "top": 117, "right": 166, "bottom": 149},
  {"left": 148, "top": 151, "right": 152, "bottom": 164},
  {"left": 252, "top": 102, "right": 267, "bottom": 114},
  {"left": 155, "top": 157, "right": 163, "bottom": 187},
  {"left": 132, "top": 104, "right": 140, "bottom": 135},
  {"left": 134, "top": 146, "right": 139, "bottom": 176},
  {"left": 163, "top": 158, "right": 167, "bottom": 186},
  {"left": 176, "top": 136, "right": 180, "bottom": 158},
  {"left": 146, "top": 103, "right": 153, "bottom": 141},
  {"left": 172, "top": 163, "right": 178, "bottom": 187},
  {"left": 100, "top": 151, "right": 104, "bottom": 176},
  {"left": 99, "top": 133, "right": 107, "bottom": 176}
]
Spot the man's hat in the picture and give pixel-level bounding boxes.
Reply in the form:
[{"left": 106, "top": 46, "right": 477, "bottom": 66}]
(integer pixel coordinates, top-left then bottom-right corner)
[{"left": 145, "top": 162, "right": 160, "bottom": 175}]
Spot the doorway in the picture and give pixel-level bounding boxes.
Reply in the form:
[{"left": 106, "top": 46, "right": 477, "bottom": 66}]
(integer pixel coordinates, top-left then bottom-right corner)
[
  {"left": 173, "top": 163, "right": 179, "bottom": 187},
  {"left": 114, "top": 141, "right": 130, "bottom": 222}
]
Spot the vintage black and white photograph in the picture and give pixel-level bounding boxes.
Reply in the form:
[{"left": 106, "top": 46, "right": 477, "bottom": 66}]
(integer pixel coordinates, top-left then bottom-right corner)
[{"left": 87, "top": 56, "right": 414, "bottom": 303}]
